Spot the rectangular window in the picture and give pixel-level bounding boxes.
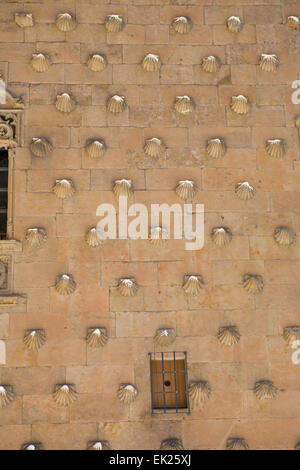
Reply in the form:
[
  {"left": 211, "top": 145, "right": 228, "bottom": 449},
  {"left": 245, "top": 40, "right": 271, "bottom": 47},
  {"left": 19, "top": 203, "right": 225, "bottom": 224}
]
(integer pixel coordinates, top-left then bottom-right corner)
[
  {"left": 150, "top": 351, "right": 189, "bottom": 414},
  {"left": 0, "top": 149, "right": 8, "bottom": 239}
]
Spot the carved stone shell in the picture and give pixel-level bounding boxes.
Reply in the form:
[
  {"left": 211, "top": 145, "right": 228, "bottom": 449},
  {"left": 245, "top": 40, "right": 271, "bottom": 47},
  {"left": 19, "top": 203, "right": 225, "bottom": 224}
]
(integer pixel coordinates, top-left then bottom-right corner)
[
  {"left": 273, "top": 226, "right": 296, "bottom": 246},
  {"left": 183, "top": 275, "right": 204, "bottom": 296},
  {"left": 113, "top": 179, "right": 133, "bottom": 198},
  {"left": 85, "top": 139, "right": 106, "bottom": 159},
  {"left": 283, "top": 327, "right": 300, "bottom": 348},
  {"left": 87, "top": 441, "right": 111, "bottom": 451},
  {"left": 85, "top": 227, "right": 103, "bottom": 248},
  {"left": 286, "top": 16, "right": 300, "bottom": 30},
  {"left": 53, "top": 384, "right": 78, "bottom": 407},
  {"left": 201, "top": 56, "right": 220, "bottom": 73},
  {"left": 265, "top": 139, "right": 286, "bottom": 159},
  {"left": 23, "top": 329, "right": 46, "bottom": 351},
  {"left": 56, "top": 13, "right": 77, "bottom": 32},
  {"left": 174, "top": 95, "right": 194, "bottom": 115},
  {"left": 227, "top": 16, "right": 243, "bottom": 33},
  {"left": 226, "top": 438, "right": 249, "bottom": 450},
  {"left": 172, "top": 16, "right": 192, "bottom": 35},
  {"left": 295, "top": 441, "right": 300, "bottom": 450},
  {"left": 142, "top": 54, "right": 161, "bottom": 72},
  {"left": 254, "top": 380, "right": 278, "bottom": 401},
  {"left": 243, "top": 274, "right": 264, "bottom": 294},
  {"left": 22, "top": 443, "right": 43, "bottom": 450},
  {"left": 206, "top": 138, "right": 226, "bottom": 159},
  {"left": 106, "top": 95, "right": 127, "bottom": 114},
  {"left": 117, "top": 278, "right": 138, "bottom": 297},
  {"left": 30, "top": 137, "right": 53, "bottom": 158},
  {"left": 149, "top": 227, "right": 168, "bottom": 246},
  {"left": 55, "top": 93, "right": 76, "bottom": 113},
  {"left": 53, "top": 179, "right": 75, "bottom": 199},
  {"left": 211, "top": 227, "right": 232, "bottom": 247},
  {"left": 86, "top": 328, "right": 108, "bottom": 348},
  {"left": 30, "top": 53, "right": 51, "bottom": 73},
  {"left": 55, "top": 274, "right": 77, "bottom": 296},
  {"left": 87, "top": 54, "right": 107, "bottom": 72},
  {"left": 189, "top": 381, "right": 211, "bottom": 407},
  {"left": 105, "top": 15, "right": 124, "bottom": 33},
  {"left": 117, "top": 384, "right": 138, "bottom": 404},
  {"left": 144, "top": 138, "right": 165, "bottom": 158},
  {"left": 175, "top": 180, "right": 197, "bottom": 201},
  {"left": 230, "top": 95, "right": 250, "bottom": 115},
  {"left": 160, "top": 439, "right": 184, "bottom": 450},
  {"left": 235, "top": 181, "right": 255, "bottom": 200},
  {"left": 259, "top": 54, "right": 279, "bottom": 73},
  {"left": 0, "top": 385, "right": 14, "bottom": 408},
  {"left": 15, "top": 12, "right": 34, "bottom": 28},
  {"left": 154, "top": 328, "right": 176, "bottom": 347},
  {"left": 217, "top": 326, "right": 240, "bottom": 347},
  {"left": 24, "top": 228, "right": 47, "bottom": 249}
]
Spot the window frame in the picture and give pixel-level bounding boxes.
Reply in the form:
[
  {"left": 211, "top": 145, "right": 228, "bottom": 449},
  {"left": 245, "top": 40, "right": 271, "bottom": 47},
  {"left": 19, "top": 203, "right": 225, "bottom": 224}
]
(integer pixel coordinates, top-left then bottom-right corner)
[{"left": 149, "top": 351, "right": 190, "bottom": 415}]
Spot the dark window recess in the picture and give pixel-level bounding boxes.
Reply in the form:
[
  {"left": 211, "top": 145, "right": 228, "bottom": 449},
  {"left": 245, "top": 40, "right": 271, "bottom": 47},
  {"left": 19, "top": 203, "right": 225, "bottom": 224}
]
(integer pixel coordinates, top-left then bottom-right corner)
[
  {"left": 150, "top": 351, "right": 189, "bottom": 413},
  {"left": 0, "top": 150, "right": 8, "bottom": 239}
]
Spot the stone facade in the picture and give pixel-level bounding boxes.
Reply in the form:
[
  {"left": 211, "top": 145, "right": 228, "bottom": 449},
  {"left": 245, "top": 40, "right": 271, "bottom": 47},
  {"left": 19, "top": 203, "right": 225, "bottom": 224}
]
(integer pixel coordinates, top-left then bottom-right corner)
[{"left": 0, "top": 0, "right": 300, "bottom": 450}]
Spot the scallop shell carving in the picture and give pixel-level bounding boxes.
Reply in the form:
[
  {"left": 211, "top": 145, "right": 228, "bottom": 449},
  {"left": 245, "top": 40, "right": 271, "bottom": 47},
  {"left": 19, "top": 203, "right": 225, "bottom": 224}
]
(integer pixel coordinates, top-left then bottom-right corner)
[
  {"left": 226, "top": 438, "right": 249, "bottom": 450},
  {"left": 106, "top": 95, "right": 126, "bottom": 114},
  {"left": 283, "top": 327, "right": 300, "bottom": 348},
  {"left": 227, "top": 16, "right": 243, "bottom": 34},
  {"left": 87, "top": 441, "right": 111, "bottom": 451},
  {"left": 142, "top": 54, "right": 161, "bottom": 72},
  {"left": 85, "top": 139, "right": 106, "bottom": 159},
  {"left": 144, "top": 137, "right": 165, "bottom": 158},
  {"left": 24, "top": 228, "right": 47, "bottom": 249},
  {"left": 259, "top": 54, "right": 279, "bottom": 73},
  {"left": 175, "top": 180, "right": 197, "bottom": 201},
  {"left": 55, "top": 93, "right": 76, "bottom": 114},
  {"left": 254, "top": 380, "right": 278, "bottom": 401},
  {"left": 230, "top": 95, "right": 250, "bottom": 115},
  {"left": 53, "top": 384, "right": 77, "bottom": 407},
  {"left": 201, "top": 56, "right": 220, "bottom": 73},
  {"left": 56, "top": 13, "right": 77, "bottom": 32},
  {"left": 30, "top": 137, "right": 53, "bottom": 158},
  {"left": 206, "top": 138, "right": 226, "bottom": 159},
  {"left": 15, "top": 13, "right": 34, "bottom": 28},
  {"left": 183, "top": 275, "right": 204, "bottom": 296},
  {"left": 30, "top": 53, "right": 51, "bottom": 73},
  {"left": 117, "top": 278, "right": 138, "bottom": 297},
  {"left": 243, "top": 274, "right": 264, "bottom": 294},
  {"left": 174, "top": 96, "right": 194, "bottom": 115},
  {"left": 286, "top": 16, "right": 300, "bottom": 31},
  {"left": 105, "top": 15, "right": 124, "bottom": 33},
  {"left": 113, "top": 179, "right": 133, "bottom": 198},
  {"left": 23, "top": 329, "right": 46, "bottom": 351},
  {"left": 160, "top": 439, "right": 184, "bottom": 450},
  {"left": 235, "top": 181, "right": 255, "bottom": 200},
  {"left": 211, "top": 227, "right": 232, "bottom": 247},
  {"left": 217, "top": 326, "right": 240, "bottom": 347},
  {"left": 154, "top": 328, "right": 176, "bottom": 347},
  {"left": 53, "top": 179, "right": 75, "bottom": 199},
  {"left": 0, "top": 385, "right": 14, "bottom": 408},
  {"left": 149, "top": 227, "right": 168, "bottom": 246},
  {"left": 189, "top": 381, "right": 211, "bottom": 407},
  {"left": 87, "top": 54, "right": 107, "bottom": 72},
  {"left": 117, "top": 384, "right": 138, "bottom": 404},
  {"left": 86, "top": 328, "right": 108, "bottom": 348},
  {"left": 265, "top": 139, "right": 286, "bottom": 159},
  {"left": 85, "top": 227, "right": 103, "bottom": 248},
  {"left": 22, "top": 443, "right": 43, "bottom": 450},
  {"left": 273, "top": 226, "right": 296, "bottom": 246},
  {"left": 172, "top": 16, "right": 192, "bottom": 35},
  {"left": 55, "top": 274, "right": 77, "bottom": 296}
]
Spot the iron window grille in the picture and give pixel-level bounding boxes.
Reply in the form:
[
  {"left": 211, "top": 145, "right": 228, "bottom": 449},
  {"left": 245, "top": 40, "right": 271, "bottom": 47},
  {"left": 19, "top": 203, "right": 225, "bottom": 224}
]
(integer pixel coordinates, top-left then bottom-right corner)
[
  {"left": 149, "top": 351, "right": 190, "bottom": 414},
  {"left": 0, "top": 150, "right": 8, "bottom": 239}
]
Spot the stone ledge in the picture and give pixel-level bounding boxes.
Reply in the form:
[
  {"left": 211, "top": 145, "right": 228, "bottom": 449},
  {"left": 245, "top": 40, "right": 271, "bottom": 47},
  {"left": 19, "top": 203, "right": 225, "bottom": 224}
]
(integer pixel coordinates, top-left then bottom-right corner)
[
  {"left": 0, "top": 240, "right": 22, "bottom": 252},
  {"left": 0, "top": 293, "right": 27, "bottom": 306}
]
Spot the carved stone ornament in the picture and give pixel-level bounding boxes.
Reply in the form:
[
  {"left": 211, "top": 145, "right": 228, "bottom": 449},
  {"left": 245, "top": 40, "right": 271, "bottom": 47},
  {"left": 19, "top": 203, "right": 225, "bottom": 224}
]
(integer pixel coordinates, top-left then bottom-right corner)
[
  {"left": 160, "top": 439, "right": 184, "bottom": 450},
  {"left": 87, "top": 441, "right": 111, "bottom": 451},
  {"left": 0, "top": 256, "right": 9, "bottom": 291},
  {"left": 0, "top": 88, "right": 24, "bottom": 149},
  {"left": 21, "top": 443, "right": 43, "bottom": 450},
  {"left": 226, "top": 438, "right": 249, "bottom": 450}
]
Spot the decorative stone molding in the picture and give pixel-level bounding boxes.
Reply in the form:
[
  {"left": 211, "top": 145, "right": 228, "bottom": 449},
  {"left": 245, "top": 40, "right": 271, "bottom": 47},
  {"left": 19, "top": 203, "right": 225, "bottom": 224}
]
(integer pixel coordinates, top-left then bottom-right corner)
[{"left": 0, "top": 88, "right": 24, "bottom": 149}]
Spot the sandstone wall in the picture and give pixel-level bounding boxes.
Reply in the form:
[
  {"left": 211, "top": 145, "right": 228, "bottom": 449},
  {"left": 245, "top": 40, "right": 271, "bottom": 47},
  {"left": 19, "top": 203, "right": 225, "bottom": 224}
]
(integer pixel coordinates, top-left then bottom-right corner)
[{"left": 0, "top": 0, "right": 300, "bottom": 450}]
